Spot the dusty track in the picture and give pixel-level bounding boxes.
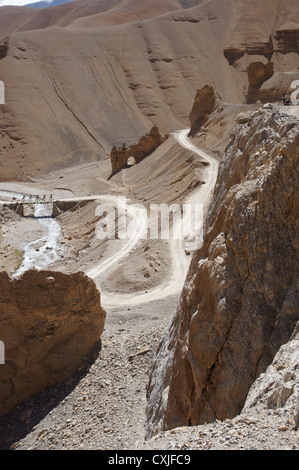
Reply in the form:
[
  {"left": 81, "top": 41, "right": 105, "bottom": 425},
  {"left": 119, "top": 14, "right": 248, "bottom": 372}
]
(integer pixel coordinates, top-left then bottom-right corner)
[
  {"left": 0, "top": 129, "right": 218, "bottom": 307},
  {"left": 95, "top": 129, "right": 219, "bottom": 306}
]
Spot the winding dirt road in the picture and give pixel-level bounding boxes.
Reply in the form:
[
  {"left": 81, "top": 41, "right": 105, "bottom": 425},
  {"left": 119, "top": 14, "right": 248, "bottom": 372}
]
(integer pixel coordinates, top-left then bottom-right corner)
[
  {"left": 0, "top": 129, "right": 218, "bottom": 307},
  {"left": 97, "top": 129, "right": 219, "bottom": 306}
]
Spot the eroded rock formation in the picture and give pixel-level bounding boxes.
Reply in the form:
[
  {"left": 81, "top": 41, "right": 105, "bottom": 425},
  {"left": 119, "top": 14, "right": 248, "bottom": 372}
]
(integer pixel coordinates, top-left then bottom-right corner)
[
  {"left": 110, "top": 126, "right": 167, "bottom": 173},
  {"left": 0, "top": 40, "right": 8, "bottom": 59},
  {"left": 275, "top": 24, "right": 299, "bottom": 54},
  {"left": 246, "top": 61, "right": 274, "bottom": 103},
  {"left": 146, "top": 106, "right": 299, "bottom": 437},
  {"left": 224, "top": 36, "right": 274, "bottom": 64},
  {"left": 0, "top": 270, "right": 106, "bottom": 417},
  {"left": 188, "top": 85, "right": 219, "bottom": 137}
]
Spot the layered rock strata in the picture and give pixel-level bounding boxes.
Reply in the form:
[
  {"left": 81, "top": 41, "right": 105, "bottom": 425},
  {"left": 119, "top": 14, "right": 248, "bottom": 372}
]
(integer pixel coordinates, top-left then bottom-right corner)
[{"left": 275, "top": 24, "right": 299, "bottom": 54}]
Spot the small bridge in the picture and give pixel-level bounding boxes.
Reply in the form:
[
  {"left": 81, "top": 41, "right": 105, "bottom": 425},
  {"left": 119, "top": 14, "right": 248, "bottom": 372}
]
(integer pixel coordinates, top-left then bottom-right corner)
[
  {"left": 0, "top": 194, "right": 94, "bottom": 218},
  {"left": 21, "top": 194, "right": 54, "bottom": 205}
]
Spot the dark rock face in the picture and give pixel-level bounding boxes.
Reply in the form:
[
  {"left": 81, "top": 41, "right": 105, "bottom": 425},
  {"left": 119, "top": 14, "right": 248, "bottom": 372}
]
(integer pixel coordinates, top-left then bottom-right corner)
[
  {"left": 0, "top": 270, "right": 106, "bottom": 417},
  {"left": 146, "top": 107, "right": 299, "bottom": 438},
  {"left": 188, "top": 85, "right": 219, "bottom": 136},
  {"left": 246, "top": 61, "right": 274, "bottom": 103},
  {"left": 275, "top": 26, "right": 299, "bottom": 54}
]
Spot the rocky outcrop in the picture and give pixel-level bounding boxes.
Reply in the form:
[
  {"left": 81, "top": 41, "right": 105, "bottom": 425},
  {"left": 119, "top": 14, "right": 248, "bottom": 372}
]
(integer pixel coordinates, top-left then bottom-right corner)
[
  {"left": 224, "top": 36, "right": 274, "bottom": 64},
  {"left": 146, "top": 106, "right": 299, "bottom": 437},
  {"left": 110, "top": 126, "right": 167, "bottom": 174},
  {"left": 142, "top": 323, "right": 299, "bottom": 448},
  {"left": 246, "top": 61, "right": 274, "bottom": 103},
  {"left": 275, "top": 24, "right": 299, "bottom": 54},
  {"left": 0, "top": 40, "right": 8, "bottom": 59},
  {"left": 223, "top": 22, "right": 298, "bottom": 104},
  {"left": 243, "top": 320, "right": 299, "bottom": 427},
  {"left": 250, "top": 71, "right": 299, "bottom": 105},
  {"left": 188, "top": 85, "right": 220, "bottom": 137},
  {"left": 0, "top": 270, "right": 106, "bottom": 417}
]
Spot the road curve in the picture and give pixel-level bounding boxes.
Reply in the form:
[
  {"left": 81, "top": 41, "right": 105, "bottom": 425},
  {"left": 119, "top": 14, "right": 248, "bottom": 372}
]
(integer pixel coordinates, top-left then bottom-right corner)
[
  {"left": 85, "top": 195, "right": 148, "bottom": 279},
  {"left": 0, "top": 129, "right": 219, "bottom": 307},
  {"left": 98, "top": 129, "right": 219, "bottom": 307}
]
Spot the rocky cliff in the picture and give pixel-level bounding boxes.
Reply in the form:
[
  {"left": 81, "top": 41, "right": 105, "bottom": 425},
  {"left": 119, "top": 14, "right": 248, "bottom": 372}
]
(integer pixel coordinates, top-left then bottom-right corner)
[
  {"left": 146, "top": 106, "right": 299, "bottom": 437},
  {"left": 246, "top": 62, "right": 274, "bottom": 104},
  {"left": 0, "top": 270, "right": 106, "bottom": 417},
  {"left": 188, "top": 85, "right": 220, "bottom": 137},
  {"left": 275, "top": 24, "right": 299, "bottom": 54},
  {"left": 243, "top": 320, "right": 299, "bottom": 427}
]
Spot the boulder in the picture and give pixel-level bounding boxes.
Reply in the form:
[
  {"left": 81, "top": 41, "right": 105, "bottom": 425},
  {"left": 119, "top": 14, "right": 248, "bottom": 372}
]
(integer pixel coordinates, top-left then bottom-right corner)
[{"left": 0, "top": 270, "right": 106, "bottom": 416}]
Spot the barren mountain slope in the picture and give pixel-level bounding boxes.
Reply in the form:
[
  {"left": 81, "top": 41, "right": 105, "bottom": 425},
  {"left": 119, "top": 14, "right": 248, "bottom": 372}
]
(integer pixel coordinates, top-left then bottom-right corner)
[
  {"left": 0, "top": 0, "right": 204, "bottom": 37},
  {"left": 0, "top": 0, "right": 298, "bottom": 181},
  {"left": 69, "top": 0, "right": 205, "bottom": 28},
  {"left": 0, "top": 1, "right": 122, "bottom": 37}
]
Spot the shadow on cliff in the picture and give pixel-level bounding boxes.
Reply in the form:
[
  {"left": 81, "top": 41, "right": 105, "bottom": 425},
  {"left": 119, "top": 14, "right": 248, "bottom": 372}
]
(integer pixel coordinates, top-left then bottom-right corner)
[
  {"left": 107, "top": 150, "right": 154, "bottom": 181},
  {"left": 107, "top": 162, "right": 132, "bottom": 181},
  {"left": 0, "top": 342, "right": 101, "bottom": 450}
]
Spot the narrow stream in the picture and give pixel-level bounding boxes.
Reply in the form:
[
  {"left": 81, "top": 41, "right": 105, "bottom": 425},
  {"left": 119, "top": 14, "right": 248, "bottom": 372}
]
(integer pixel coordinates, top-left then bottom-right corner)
[
  {"left": 12, "top": 203, "right": 63, "bottom": 278},
  {"left": 0, "top": 190, "right": 63, "bottom": 278}
]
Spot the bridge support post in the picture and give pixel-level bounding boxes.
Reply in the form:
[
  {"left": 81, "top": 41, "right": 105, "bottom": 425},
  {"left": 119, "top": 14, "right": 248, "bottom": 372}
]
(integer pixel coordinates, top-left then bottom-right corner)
[
  {"left": 52, "top": 203, "right": 61, "bottom": 218},
  {"left": 13, "top": 204, "right": 24, "bottom": 216}
]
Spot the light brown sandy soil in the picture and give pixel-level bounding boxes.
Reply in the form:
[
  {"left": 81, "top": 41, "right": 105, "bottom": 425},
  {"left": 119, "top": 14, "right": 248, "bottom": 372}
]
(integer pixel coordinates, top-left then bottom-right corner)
[{"left": 0, "top": 0, "right": 298, "bottom": 181}]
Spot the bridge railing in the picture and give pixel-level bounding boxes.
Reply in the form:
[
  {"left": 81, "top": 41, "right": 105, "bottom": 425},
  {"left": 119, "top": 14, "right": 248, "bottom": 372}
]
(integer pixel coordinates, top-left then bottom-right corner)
[{"left": 21, "top": 194, "right": 54, "bottom": 205}]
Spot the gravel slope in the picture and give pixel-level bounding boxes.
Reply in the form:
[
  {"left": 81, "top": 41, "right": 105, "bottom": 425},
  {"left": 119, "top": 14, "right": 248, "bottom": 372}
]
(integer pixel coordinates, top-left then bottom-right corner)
[
  {"left": 1, "top": 291, "right": 297, "bottom": 451},
  {"left": 0, "top": 295, "right": 180, "bottom": 450}
]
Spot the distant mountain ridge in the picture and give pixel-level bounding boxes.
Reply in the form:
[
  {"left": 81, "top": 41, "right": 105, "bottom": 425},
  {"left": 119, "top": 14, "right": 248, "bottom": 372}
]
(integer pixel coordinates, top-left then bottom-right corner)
[{"left": 25, "top": 0, "right": 74, "bottom": 9}]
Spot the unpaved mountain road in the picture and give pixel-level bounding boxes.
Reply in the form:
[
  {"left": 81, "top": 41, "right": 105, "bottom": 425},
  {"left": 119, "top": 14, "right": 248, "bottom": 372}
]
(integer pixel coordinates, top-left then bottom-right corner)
[
  {"left": 0, "top": 129, "right": 219, "bottom": 308},
  {"left": 92, "top": 129, "right": 219, "bottom": 307}
]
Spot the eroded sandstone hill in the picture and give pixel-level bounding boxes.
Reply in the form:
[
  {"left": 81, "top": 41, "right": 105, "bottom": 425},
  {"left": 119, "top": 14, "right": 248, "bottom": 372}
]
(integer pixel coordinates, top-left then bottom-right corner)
[
  {"left": 0, "top": 0, "right": 298, "bottom": 180},
  {"left": 146, "top": 106, "right": 299, "bottom": 437},
  {"left": 0, "top": 270, "right": 106, "bottom": 417}
]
